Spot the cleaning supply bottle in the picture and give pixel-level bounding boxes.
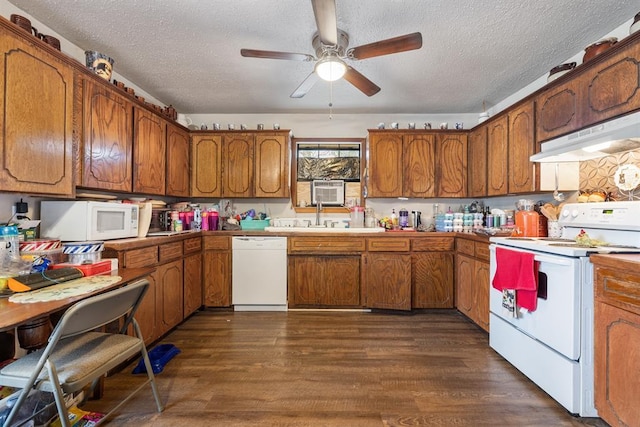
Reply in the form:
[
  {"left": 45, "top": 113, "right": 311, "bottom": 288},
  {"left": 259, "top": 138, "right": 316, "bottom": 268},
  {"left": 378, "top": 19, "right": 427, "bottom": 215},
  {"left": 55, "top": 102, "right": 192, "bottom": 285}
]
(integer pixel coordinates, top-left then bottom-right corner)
[{"left": 391, "top": 209, "right": 398, "bottom": 227}]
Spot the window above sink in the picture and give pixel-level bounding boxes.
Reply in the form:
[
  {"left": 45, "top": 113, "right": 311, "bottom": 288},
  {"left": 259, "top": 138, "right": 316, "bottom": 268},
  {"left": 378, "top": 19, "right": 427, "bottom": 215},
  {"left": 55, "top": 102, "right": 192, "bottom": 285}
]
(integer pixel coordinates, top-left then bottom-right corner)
[{"left": 292, "top": 137, "right": 365, "bottom": 213}]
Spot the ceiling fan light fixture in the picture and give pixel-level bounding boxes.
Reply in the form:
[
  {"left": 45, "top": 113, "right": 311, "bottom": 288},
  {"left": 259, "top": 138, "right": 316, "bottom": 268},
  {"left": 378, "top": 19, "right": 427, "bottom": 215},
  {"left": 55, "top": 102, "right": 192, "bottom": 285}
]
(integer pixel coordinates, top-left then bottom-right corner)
[{"left": 315, "top": 56, "right": 346, "bottom": 81}]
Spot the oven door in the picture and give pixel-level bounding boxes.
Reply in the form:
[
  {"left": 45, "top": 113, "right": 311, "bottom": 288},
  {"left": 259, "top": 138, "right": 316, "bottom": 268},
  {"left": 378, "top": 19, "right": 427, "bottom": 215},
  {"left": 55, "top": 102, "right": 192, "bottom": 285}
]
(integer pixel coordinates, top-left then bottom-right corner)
[{"left": 489, "top": 244, "right": 581, "bottom": 360}]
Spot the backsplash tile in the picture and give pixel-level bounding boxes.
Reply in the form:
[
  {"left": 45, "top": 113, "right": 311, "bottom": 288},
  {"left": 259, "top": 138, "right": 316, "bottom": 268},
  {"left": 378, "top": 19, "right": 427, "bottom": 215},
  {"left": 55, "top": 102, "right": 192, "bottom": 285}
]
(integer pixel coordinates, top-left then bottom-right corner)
[{"left": 580, "top": 149, "right": 640, "bottom": 199}]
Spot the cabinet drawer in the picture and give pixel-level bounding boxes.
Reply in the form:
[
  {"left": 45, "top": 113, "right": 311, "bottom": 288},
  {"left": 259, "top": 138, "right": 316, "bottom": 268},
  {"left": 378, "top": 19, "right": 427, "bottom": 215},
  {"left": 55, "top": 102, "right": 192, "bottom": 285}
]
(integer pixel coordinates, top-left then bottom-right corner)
[
  {"left": 474, "top": 242, "right": 490, "bottom": 261},
  {"left": 596, "top": 266, "right": 640, "bottom": 314},
  {"left": 159, "top": 242, "right": 183, "bottom": 262},
  {"left": 456, "top": 238, "right": 475, "bottom": 256},
  {"left": 203, "top": 235, "right": 230, "bottom": 250},
  {"left": 183, "top": 237, "right": 202, "bottom": 254},
  {"left": 125, "top": 246, "right": 158, "bottom": 268},
  {"left": 366, "top": 238, "right": 410, "bottom": 252},
  {"left": 288, "top": 237, "right": 365, "bottom": 254},
  {"left": 412, "top": 237, "right": 454, "bottom": 252}
]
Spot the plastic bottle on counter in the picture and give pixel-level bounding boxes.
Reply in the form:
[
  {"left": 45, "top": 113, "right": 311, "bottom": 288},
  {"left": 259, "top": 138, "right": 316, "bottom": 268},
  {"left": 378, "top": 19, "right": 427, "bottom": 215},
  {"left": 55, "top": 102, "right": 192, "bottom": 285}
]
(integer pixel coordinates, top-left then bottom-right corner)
[
  {"left": 208, "top": 211, "right": 219, "bottom": 231},
  {"left": 399, "top": 208, "right": 409, "bottom": 228},
  {"left": 0, "top": 225, "right": 20, "bottom": 263},
  {"left": 391, "top": 209, "right": 398, "bottom": 227},
  {"left": 350, "top": 206, "right": 365, "bottom": 228},
  {"left": 201, "top": 211, "right": 209, "bottom": 231}
]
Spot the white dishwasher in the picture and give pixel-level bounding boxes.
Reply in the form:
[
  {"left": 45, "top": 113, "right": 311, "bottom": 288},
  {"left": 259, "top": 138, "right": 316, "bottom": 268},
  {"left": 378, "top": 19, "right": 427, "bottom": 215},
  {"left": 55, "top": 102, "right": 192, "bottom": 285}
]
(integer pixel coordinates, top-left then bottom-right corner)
[{"left": 232, "top": 236, "right": 287, "bottom": 311}]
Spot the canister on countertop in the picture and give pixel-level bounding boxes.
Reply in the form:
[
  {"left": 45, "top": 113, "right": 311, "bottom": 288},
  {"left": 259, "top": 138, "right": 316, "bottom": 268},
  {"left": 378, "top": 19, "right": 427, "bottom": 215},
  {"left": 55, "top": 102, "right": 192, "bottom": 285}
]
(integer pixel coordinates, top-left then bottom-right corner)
[
  {"left": 1, "top": 226, "right": 20, "bottom": 262},
  {"left": 399, "top": 208, "right": 409, "bottom": 228},
  {"left": 350, "top": 206, "right": 365, "bottom": 228}
]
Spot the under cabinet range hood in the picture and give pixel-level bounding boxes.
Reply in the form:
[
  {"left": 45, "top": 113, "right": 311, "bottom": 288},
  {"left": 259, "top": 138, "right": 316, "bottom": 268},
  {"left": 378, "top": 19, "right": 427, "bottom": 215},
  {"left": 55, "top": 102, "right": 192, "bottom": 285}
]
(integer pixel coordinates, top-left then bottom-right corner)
[{"left": 530, "top": 111, "right": 640, "bottom": 162}]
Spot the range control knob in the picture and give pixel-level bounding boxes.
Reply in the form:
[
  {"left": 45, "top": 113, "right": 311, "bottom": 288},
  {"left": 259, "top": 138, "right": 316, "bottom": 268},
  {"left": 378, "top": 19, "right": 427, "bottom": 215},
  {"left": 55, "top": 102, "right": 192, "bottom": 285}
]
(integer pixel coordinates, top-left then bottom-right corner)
[
  {"left": 571, "top": 209, "right": 580, "bottom": 218},
  {"left": 561, "top": 209, "right": 570, "bottom": 218}
]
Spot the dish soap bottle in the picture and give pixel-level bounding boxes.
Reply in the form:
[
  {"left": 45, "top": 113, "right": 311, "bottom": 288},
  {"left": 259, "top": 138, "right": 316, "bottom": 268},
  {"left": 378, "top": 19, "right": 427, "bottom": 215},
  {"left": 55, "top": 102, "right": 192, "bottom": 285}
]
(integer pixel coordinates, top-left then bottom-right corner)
[{"left": 391, "top": 209, "right": 398, "bottom": 227}]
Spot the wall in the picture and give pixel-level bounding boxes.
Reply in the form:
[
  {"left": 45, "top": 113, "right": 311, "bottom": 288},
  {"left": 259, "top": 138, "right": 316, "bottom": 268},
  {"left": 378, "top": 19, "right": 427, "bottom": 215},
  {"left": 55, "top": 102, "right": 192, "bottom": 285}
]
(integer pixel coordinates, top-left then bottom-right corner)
[{"left": 2, "top": 0, "right": 633, "bottom": 226}]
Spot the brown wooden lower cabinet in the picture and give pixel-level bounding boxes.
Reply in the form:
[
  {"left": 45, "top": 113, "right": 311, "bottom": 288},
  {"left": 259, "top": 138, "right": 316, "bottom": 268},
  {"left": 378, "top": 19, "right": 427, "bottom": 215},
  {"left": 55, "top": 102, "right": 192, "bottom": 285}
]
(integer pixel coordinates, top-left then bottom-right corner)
[
  {"left": 104, "top": 236, "right": 202, "bottom": 345},
  {"left": 593, "top": 255, "right": 640, "bottom": 427},
  {"left": 156, "top": 259, "right": 183, "bottom": 336},
  {"left": 412, "top": 252, "right": 454, "bottom": 308},
  {"left": 183, "top": 252, "right": 203, "bottom": 316},
  {"left": 455, "top": 238, "right": 490, "bottom": 331},
  {"left": 202, "top": 235, "right": 231, "bottom": 307},
  {"left": 288, "top": 255, "right": 361, "bottom": 307},
  {"left": 364, "top": 253, "right": 412, "bottom": 311}
]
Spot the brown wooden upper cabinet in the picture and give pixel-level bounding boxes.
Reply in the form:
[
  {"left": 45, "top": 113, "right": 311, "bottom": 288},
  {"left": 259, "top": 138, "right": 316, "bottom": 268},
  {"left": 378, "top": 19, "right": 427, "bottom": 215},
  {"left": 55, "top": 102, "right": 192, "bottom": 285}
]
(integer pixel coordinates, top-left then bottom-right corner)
[
  {"left": 192, "top": 130, "right": 290, "bottom": 198},
  {"left": 0, "top": 23, "right": 74, "bottom": 196},
  {"left": 191, "top": 133, "right": 222, "bottom": 197},
  {"left": 133, "top": 107, "right": 166, "bottom": 195},
  {"left": 435, "top": 132, "right": 467, "bottom": 198},
  {"left": 368, "top": 130, "right": 466, "bottom": 198},
  {"left": 254, "top": 133, "right": 290, "bottom": 198},
  {"left": 81, "top": 77, "right": 133, "bottom": 192},
  {"left": 487, "top": 114, "right": 508, "bottom": 196},
  {"left": 486, "top": 102, "right": 537, "bottom": 196},
  {"left": 536, "top": 36, "right": 640, "bottom": 142},
  {"left": 467, "top": 124, "right": 488, "bottom": 197},
  {"left": 368, "top": 131, "right": 404, "bottom": 197},
  {"left": 508, "top": 101, "right": 537, "bottom": 194},
  {"left": 166, "top": 123, "right": 190, "bottom": 197}
]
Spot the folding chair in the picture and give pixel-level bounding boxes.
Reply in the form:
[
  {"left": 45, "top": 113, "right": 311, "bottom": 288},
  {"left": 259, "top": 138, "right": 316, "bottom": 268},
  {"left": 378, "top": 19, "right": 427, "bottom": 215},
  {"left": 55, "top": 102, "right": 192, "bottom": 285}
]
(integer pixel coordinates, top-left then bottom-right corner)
[{"left": 0, "top": 279, "right": 163, "bottom": 427}]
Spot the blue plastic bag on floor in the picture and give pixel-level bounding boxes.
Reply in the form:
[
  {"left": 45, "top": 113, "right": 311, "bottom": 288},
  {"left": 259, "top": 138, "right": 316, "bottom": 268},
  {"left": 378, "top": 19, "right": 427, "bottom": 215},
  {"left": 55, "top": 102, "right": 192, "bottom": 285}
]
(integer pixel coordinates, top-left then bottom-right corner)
[{"left": 132, "top": 343, "right": 180, "bottom": 374}]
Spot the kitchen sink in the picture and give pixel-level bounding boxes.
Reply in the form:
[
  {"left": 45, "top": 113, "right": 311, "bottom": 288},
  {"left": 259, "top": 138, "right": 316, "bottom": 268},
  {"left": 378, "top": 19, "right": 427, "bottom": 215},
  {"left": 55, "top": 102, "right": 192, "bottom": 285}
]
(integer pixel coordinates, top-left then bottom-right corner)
[{"left": 264, "top": 226, "right": 386, "bottom": 233}]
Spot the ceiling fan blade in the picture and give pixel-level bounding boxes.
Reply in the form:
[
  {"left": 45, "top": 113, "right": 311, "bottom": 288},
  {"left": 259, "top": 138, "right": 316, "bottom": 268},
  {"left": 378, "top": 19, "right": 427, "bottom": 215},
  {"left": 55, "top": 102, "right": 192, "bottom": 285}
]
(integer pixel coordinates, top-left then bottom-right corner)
[
  {"left": 343, "top": 66, "right": 381, "bottom": 97},
  {"left": 241, "top": 49, "right": 314, "bottom": 62},
  {"left": 312, "top": 0, "right": 338, "bottom": 45},
  {"left": 290, "top": 72, "right": 319, "bottom": 98},
  {"left": 349, "top": 32, "right": 423, "bottom": 60}
]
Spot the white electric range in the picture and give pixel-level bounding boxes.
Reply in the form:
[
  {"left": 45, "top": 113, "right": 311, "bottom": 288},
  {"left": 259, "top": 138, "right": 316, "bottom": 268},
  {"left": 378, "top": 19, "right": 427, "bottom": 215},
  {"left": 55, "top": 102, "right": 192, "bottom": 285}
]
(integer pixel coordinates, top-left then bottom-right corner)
[{"left": 489, "top": 201, "right": 640, "bottom": 417}]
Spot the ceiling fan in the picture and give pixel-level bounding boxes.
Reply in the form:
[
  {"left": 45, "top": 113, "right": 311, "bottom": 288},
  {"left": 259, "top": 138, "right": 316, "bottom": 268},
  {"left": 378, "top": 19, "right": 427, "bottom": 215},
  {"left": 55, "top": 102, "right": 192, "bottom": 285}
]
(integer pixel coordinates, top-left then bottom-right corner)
[{"left": 240, "top": 0, "right": 423, "bottom": 98}]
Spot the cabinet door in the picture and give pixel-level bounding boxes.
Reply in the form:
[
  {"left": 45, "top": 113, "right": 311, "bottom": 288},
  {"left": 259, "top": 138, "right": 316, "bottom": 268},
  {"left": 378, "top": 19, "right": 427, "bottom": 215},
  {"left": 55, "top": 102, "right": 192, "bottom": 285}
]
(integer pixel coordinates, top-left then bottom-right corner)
[
  {"left": 474, "top": 260, "right": 490, "bottom": 332},
  {"left": 412, "top": 252, "right": 454, "bottom": 308},
  {"left": 81, "top": 78, "right": 133, "bottom": 191},
  {"left": 455, "top": 255, "right": 474, "bottom": 317},
  {"left": 595, "top": 301, "right": 640, "bottom": 427},
  {"left": 191, "top": 134, "right": 222, "bottom": 197},
  {"left": 535, "top": 78, "right": 582, "bottom": 142},
  {"left": 508, "top": 101, "right": 537, "bottom": 194},
  {"left": 403, "top": 133, "right": 436, "bottom": 197},
  {"left": 133, "top": 108, "right": 166, "bottom": 195},
  {"left": 467, "top": 124, "right": 487, "bottom": 197},
  {"left": 288, "top": 256, "right": 361, "bottom": 307},
  {"left": 255, "top": 132, "right": 289, "bottom": 198},
  {"left": 582, "top": 41, "right": 640, "bottom": 126},
  {"left": 436, "top": 133, "right": 467, "bottom": 197},
  {"left": 487, "top": 115, "right": 508, "bottom": 196},
  {"left": 166, "top": 123, "right": 190, "bottom": 197},
  {"left": 202, "top": 250, "right": 231, "bottom": 307},
  {"left": 156, "top": 259, "right": 183, "bottom": 336},
  {"left": 223, "top": 133, "right": 253, "bottom": 197},
  {"left": 136, "top": 272, "right": 158, "bottom": 345},
  {"left": 368, "top": 132, "right": 403, "bottom": 197},
  {"left": 183, "top": 253, "right": 202, "bottom": 318},
  {"left": 365, "top": 253, "right": 411, "bottom": 310},
  {"left": 0, "top": 30, "right": 74, "bottom": 195}
]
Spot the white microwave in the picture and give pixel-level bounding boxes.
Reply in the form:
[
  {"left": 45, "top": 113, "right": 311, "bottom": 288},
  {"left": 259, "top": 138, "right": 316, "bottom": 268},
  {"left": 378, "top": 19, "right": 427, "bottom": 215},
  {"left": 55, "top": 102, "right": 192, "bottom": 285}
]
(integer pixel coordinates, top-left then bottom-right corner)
[
  {"left": 312, "top": 180, "right": 345, "bottom": 206},
  {"left": 40, "top": 201, "right": 139, "bottom": 241}
]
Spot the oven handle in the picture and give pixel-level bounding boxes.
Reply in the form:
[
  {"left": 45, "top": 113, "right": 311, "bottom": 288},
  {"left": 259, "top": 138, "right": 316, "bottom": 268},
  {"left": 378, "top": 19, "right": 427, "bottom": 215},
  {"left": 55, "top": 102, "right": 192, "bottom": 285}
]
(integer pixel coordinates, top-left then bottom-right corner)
[{"left": 533, "top": 255, "right": 572, "bottom": 266}]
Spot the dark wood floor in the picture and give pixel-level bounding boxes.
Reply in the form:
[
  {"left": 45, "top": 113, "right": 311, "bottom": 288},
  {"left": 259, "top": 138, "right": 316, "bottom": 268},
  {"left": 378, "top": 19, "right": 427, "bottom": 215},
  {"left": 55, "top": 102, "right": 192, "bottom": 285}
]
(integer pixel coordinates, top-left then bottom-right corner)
[{"left": 85, "top": 310, "right": 608, "bottom": 426}]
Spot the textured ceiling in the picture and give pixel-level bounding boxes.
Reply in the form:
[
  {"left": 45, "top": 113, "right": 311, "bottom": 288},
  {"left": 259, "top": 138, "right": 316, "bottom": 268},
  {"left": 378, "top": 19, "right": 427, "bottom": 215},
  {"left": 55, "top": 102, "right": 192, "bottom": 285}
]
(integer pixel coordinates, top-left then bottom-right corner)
[{"left": 7, "top": 0, "right": 639, "bottom": 114}]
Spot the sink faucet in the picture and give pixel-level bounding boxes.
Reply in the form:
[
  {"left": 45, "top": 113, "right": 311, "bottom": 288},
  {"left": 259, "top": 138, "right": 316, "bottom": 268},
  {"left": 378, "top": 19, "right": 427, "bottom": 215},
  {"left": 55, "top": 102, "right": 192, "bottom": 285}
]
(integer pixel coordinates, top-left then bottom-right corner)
[{"left": 315, "top": 201, "right": 323, "bottom": 226}]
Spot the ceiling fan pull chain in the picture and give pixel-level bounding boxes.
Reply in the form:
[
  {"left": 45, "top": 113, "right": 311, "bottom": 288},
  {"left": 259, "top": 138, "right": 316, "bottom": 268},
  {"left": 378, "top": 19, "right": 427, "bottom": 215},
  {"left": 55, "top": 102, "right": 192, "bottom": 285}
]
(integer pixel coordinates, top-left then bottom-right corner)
[{"left": 328, "top": 80, "right": 334, "bottom": 119}]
